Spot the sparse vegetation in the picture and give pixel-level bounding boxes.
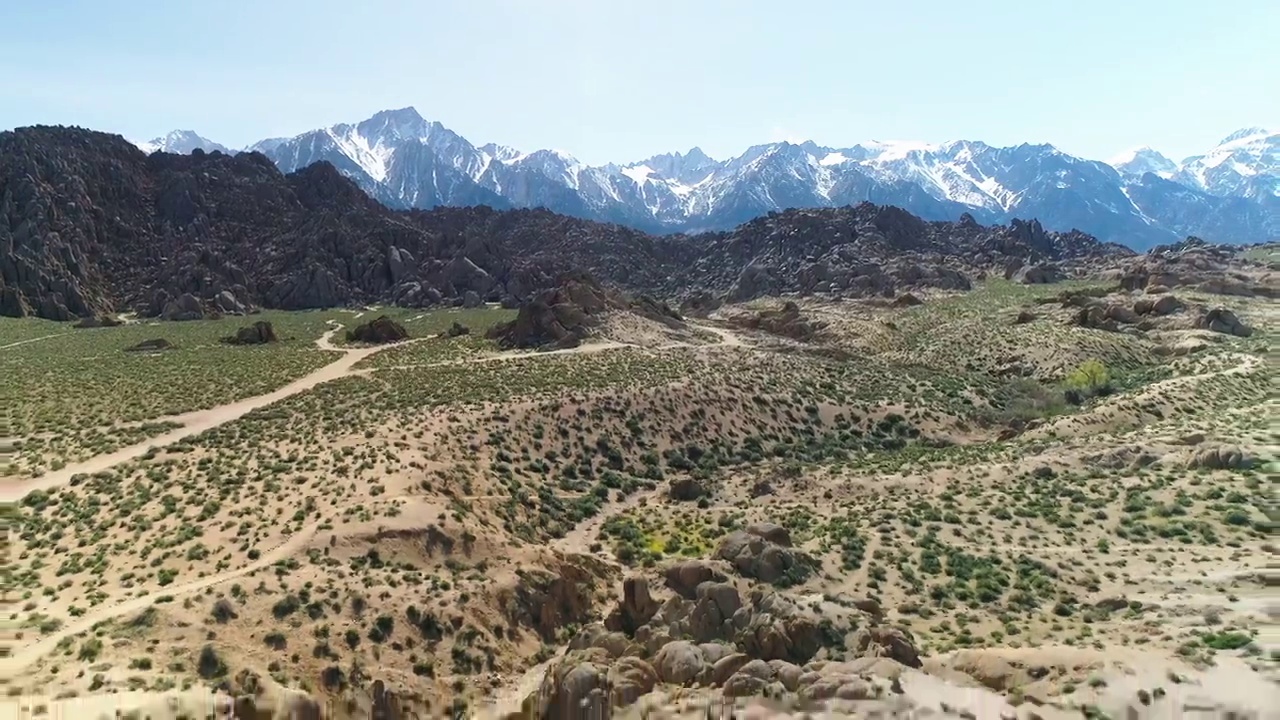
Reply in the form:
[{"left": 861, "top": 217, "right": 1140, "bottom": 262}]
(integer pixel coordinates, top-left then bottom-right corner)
[{"left": 6, "top": 277, "right": 1274, "bottom": 714}]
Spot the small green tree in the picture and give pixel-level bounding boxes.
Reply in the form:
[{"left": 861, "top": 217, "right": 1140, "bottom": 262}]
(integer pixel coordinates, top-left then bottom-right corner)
[{"left": 1066, "top": 359, "right": 1110, "bottom": 393}]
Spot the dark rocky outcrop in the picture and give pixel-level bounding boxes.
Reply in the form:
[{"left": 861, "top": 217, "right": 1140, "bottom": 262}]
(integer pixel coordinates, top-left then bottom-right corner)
[
  {"left": 668, "top": 476, "right": 709, "bottom": 501},
  {"left": 346, "top": 316, "right": 409, "bottom": 344},
  {"left": 714, "top": 525, "right": 816, "bottom": 587},
  {"left": 124, "top": 338, "right": 175, "bottom": 352},
  {"left": 74, "top": 314, "right": 123, "bottom": 328},
  {"left": 445, "top": 321, "right": 470, "bottom": 337},
  {"left": 223, "top": 320, "right": 278, "bottom": 345},
  {"left": 529, "top": 649, "right": 611, "bottom": 720},
  {"left": 1008, "top": 261, "right": 1065, "bottom": 284},
  {"left": 1133, "top": 294, "right": 1185, "bottom": 316},
  {"left": 728, "top": 301, "right": 825, "bottom": 342},
  {"left": 703, "top": 212, "right": 1118, "bottom": 304},
  {"left": 605, "top": 577, "right": 662, "bottom": 635},
  {"left": 1118, "top": 237, "right": 1278, "bottom": 299},
  {"left": 162, "top": 292, "right": 205, "bottom": 321},
  {"left": 679, "top": 291, "right": 724, "bottom": 317},
  {"left": 519, "top": 536, "right": 929, "bottom": 719},
  {"left": 1199, "top": 307, "right": 1253, "bottom": 337},
  {"left": 1186, "top": 444, "right": 1254, "bottom": 470},
  {"left": 487, "top": 271, "right": 683, "bottom": 351}
]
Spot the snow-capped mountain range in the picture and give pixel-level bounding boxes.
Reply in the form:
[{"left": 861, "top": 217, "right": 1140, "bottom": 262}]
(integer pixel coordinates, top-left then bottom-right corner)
[
  {"left": 132, "top": 110, "right": 1278, "bottom": 248},
  {"left": 135, "top": 129, "right": 232, "bottom": 156}
]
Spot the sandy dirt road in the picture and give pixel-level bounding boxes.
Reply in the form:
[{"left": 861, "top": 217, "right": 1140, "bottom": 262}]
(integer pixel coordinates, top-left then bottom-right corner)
[
  {"left": 0, "top": 325, "right": 411, "bottom": 503},
  {"left": 0, "top": 333, "right": 67, "bottom": 351}
]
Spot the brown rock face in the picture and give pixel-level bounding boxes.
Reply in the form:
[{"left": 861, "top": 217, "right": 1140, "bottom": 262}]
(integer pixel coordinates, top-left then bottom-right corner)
[
  {"left": 606, "top": 576, "right": 663, "bottom": 634},
  {"left": 1070, "top": 305, "right": 1119, "bottom": 332},
  {"left": 714, "top": 527, "right": 815, "bottom": 587},
  {"left": 1187, "top": 444, "right": 1254, "bottom": 470},
  {"left": 609, "top": 656, "right": 659, "bottom": 706},
  {"left": 502, "top": 556, "right": 613, "bottom": 641},
  {"left": 346, "top": 316, "right": 409, "bottom": 344},
  {"left": 663, "top": 560, "right": 728, "bottom": 599},
  {"left": 849, "top": 626, "right": 923, "bottom": 669},
  {"left": 1134, "top": 294, "right": 1185, "bottom": 316},
  {"left": 530, "top": 649, "right": 611, "bottom": 720}
]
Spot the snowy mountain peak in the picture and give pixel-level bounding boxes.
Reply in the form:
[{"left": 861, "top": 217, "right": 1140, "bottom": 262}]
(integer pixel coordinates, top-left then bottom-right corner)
[
  {"left": 1109, "top": 146, "right": 1177, "bottom": 178},
  {"left": 355, "top": 107, "right": 431, "bottom": 139},
  {"left": 1217, "top": 127, "right": 1274, "bottom": 146},
  {"left": 1174, "top": 127, "right": 1277, "bottom": 198},
  {"left": 140, "top": 107, "right": 1277, "bottom": 248},
  {"left": 684, "top": 147, "right": 714, "bottom": 164},
  {"left": 479, "top": 142, "right": 523, "bottom": 163},
  {"left": 633, "top": 147, "right": 720, "bottom": 185},
  {"left": 134, "top": 130, "right": 230, "bottom": 155},
  {"left": 369, "top": 106, "right": 426, "bottom": 123},
  {"left": 861, "top": 140, "right": 938, "bottom": 161}
]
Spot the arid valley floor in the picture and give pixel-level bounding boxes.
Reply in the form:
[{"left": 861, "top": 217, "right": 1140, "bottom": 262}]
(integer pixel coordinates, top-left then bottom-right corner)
[{"left": 2, "top": 256, "right": 1277, "bottom": 719}]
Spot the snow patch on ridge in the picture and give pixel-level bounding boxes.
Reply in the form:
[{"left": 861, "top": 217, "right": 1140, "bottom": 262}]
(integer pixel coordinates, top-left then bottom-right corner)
[
  {"left": 325, "top": 127, "right": 396, "bottom": 182},
  {"left": 863, "top": 140, "right": 938, "bottom": 162},
  {"left": 621, "top": 164, "right": 654, "bottom": 187}
]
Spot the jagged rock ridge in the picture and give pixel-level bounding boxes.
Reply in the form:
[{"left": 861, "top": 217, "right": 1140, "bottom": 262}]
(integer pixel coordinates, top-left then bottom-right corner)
[{"left": 3, "top": 126, "right": 1131, "bottom": 321}]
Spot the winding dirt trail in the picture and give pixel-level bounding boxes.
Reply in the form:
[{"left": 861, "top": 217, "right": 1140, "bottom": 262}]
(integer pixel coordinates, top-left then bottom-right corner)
[
  {"left": 1, "top": 522, "right": 323, "bottom": 680},
  {"left": 552, "top": 485, "right": 663, "bottom": 557},
  {"left": 0, "top": 333, "right": 67, "bottom": 351},
  {"left": 1026, "top": 351, "right": 1263, "bottom": 441},
  {"left": 0, "top": 326, "right": 411, "bottom": 503},
  {"left": 4, "top": 322, "right": 750, "bottom": 505},
  {"left": 698, "top": 324, "right": 746, "bottom": 348},
  {"left": 2, "top": 320, "right": 751, "bottom": 677},
  {"left": 361, "top": 322, "right": 750, "bottom": 375}
]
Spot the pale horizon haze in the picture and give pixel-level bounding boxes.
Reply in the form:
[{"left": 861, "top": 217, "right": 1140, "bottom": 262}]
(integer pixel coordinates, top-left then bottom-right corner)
[{"left": 2, "top": 0, "right": 1276, "bottom": 165}]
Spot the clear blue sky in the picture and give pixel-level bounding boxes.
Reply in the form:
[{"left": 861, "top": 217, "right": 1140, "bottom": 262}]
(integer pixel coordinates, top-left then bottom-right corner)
[{"left": 3, "top": 0, "right": 1276, "bottom": 165}]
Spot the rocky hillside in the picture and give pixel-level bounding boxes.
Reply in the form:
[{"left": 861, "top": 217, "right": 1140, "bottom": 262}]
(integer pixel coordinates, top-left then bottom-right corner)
[
  {"left": 487, "top": 270, "right": 684, "bottom": 351},
  {"left": 678, "top": 206, "right": 1130, "bottom": 303},
  {"left": 2, "top": 126, "right": 1132, "bottom": 321},
  {"left": 0, "top": 126, "right": 445, "bottom": 319}
]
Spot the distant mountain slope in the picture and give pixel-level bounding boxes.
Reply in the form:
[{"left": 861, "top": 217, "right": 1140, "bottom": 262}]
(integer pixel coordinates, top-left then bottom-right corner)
[
  {"left": 1170, "top": 127, "right": 1278, "bottom": 200},
  {"left": 131, "top": 109, "right": 1275, "bottom": 248},
  {"left": 3, "top": 126, "right": 1131, "bottom": 320},
  {"left": 134, "top": 130, "right": 231, "bottom": 155}
]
